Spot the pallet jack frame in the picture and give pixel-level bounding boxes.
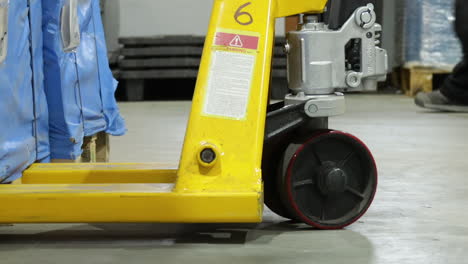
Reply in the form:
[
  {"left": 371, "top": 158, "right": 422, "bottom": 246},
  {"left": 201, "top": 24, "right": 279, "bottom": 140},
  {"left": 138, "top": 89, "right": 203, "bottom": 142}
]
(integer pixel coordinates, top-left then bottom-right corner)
[{"left": 1, "top": 0, "right": 379, "bottom": 229}]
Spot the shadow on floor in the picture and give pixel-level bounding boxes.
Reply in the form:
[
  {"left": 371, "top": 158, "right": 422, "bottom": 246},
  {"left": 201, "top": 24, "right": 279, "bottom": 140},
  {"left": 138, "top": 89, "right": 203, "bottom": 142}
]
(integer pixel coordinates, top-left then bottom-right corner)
[{"left": 0, "top": 221, "right": 316, "bottom": 247}]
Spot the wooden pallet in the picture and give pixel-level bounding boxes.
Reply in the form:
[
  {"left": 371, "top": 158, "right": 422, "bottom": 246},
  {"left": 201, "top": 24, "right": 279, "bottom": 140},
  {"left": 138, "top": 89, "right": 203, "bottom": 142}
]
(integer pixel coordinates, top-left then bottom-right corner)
[
  {"left": 51, "top": 131, "right": 110, "bottom": 163},
  {"left": 398, "top": 65, "right": 453, "bottom": 96}
]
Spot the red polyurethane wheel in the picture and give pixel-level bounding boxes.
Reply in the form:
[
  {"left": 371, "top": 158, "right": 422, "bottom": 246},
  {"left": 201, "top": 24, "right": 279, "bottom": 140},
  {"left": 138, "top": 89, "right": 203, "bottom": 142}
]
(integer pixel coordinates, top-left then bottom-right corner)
[{"left": 279, "top": 130, "right": 378, "bottom": 229}]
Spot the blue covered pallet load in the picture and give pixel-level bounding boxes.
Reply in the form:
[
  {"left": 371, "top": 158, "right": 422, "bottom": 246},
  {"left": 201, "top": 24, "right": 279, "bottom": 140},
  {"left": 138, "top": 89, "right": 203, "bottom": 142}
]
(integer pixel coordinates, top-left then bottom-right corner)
[
  {"left": 0, "top": 0, "right": 49, "bottom": 183},
  {"left": 403, "top": 0, "right": 463, "bottom": 67},
  {"left": 43, "top": 0, "right": 126, "bottom": 160}
]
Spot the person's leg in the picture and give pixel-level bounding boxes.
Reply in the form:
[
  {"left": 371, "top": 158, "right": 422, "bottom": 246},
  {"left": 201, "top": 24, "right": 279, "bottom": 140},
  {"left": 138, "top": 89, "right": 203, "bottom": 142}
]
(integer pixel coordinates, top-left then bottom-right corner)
[
  {"left": 454, "top": 0, "right": 468, "bottom": 54},
  {"left": 415, "top": 0, "right": 468, "bottom": 111},
  {"left": 439, "top": 0, "right": 468, "bottom": 104}
]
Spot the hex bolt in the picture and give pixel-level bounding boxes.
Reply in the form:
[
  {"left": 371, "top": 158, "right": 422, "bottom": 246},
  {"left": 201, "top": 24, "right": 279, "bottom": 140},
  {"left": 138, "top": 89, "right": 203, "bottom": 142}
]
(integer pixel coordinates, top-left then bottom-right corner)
[{"left": 200, "top": 148, "right": 216, "bottom": 164}]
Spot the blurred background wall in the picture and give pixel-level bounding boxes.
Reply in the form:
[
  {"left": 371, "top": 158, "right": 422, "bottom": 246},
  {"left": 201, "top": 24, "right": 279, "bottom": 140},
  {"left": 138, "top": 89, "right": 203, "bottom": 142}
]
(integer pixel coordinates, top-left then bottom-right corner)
[{"left": 101, "top": 0, "right": 285, "bottom": 57}]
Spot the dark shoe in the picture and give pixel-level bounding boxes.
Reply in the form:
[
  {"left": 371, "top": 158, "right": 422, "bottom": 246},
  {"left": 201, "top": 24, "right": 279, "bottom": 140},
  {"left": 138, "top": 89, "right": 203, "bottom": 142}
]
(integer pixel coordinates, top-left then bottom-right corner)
[{"left": 415, "top": 90, "right": 468, "bottom": 112}]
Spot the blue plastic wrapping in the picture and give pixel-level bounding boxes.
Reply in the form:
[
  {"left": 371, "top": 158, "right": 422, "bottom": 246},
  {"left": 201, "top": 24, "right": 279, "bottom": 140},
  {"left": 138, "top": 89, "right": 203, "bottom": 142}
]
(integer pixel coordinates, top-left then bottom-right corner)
[
  {"left": 403, "top": 0, "right": 463, "bottom": 67},
  {"left": 43, "top": 0, "right": 125, "bottom": 160},
  {"left": 43, "top": 0, "right": 85, "bottom": 160},
  {"left": 29, "top": 0, "right": 50, "bottom": 162},
  {"left": 79, "top": 0, "right": 126, "bottom": 136},
  {"left": 0, "top": 0, "right": 49, "bottom": 183}
]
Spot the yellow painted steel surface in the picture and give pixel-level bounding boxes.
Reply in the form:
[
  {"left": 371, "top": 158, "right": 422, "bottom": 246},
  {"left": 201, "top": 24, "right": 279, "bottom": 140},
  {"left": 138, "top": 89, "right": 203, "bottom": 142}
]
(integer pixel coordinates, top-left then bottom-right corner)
[
  {"left": 0, "top": 184, "right": 262, "bottom": 223},
  {"left": 23, "top": 163, "right": 177, "bottom": 184},
  {"left": 176, "top": 0, "right": 327, "bottom": 193},
  {"left": 2, "top": 0, "right": 328, "bottom": 224}
]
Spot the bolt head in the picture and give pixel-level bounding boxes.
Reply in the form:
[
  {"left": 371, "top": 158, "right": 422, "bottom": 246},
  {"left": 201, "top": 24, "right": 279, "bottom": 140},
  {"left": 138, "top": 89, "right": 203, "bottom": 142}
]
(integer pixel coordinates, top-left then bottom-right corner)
[{"left": 200, "top": 148, "right": 216, "bottom": 164}]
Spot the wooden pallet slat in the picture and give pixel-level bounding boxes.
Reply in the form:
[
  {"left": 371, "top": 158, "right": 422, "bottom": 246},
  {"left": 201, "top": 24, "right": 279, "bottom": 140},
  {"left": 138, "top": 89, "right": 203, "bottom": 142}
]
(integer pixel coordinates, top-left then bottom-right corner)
[
  {"left": 121, "top": 47, "right": 204, "bottom": 57},
  {"left": 399, "top": 65, "right": 452, "bottom": 96},
  {"left": 119, "top": 35, "right": 206, "bottom": 46},
  {"left": 120, "top": 69, "right": 200, "bottom": 79},
  {"left": 121, "top": 46, "right": 286, "bottom": 58},
  {"left": 119, "top": 57, "right": 287, "bottom": 69},
  {"left": 120, "top": 58, "right": 202, "bottom": 69}
]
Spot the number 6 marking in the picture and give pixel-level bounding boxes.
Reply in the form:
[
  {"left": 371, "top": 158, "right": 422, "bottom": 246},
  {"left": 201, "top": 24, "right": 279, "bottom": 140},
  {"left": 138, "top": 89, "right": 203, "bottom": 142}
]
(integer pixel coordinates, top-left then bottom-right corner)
[{"left": 235, "top": 2, "right": 253, "bottom": 26}]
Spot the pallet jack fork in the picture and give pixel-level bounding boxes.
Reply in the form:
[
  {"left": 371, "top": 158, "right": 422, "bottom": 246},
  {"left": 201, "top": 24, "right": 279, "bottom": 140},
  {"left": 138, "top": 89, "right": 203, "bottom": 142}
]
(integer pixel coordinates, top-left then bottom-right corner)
[{"left": 1, "top": 0, "right": 387, "bottom": 229}]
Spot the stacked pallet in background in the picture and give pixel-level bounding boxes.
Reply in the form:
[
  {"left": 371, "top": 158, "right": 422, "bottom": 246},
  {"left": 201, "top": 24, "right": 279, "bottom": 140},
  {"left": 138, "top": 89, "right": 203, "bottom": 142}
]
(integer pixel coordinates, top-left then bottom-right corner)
[
  {"left": 395, "top": 0, "right": 461, "bottom": 96},
  {"left": 118, "top": 36, "right": 288, "bottom": 101},
  {"left": 397, "top": 65, "right": 452, "bottom": 96}
]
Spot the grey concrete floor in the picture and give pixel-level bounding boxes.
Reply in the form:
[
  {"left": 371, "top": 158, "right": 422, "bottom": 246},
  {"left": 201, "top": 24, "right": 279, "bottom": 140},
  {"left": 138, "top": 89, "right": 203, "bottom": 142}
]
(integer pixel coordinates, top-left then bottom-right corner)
[{"left": 1, "top": 94, "right": 468, "bottom": 264}]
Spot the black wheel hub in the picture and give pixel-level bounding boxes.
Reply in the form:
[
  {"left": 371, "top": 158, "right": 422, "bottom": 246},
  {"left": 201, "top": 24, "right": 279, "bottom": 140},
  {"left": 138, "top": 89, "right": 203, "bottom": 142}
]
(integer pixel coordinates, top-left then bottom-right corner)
[{"left": 317, "top": 162, "right": 348, "bottom": 195}]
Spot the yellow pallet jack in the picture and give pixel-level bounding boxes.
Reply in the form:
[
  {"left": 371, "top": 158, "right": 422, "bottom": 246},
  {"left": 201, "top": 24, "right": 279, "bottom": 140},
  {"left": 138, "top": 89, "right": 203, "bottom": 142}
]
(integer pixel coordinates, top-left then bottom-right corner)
[{"left": 1, "top": 0, "right": 387, "bottom": 229}]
